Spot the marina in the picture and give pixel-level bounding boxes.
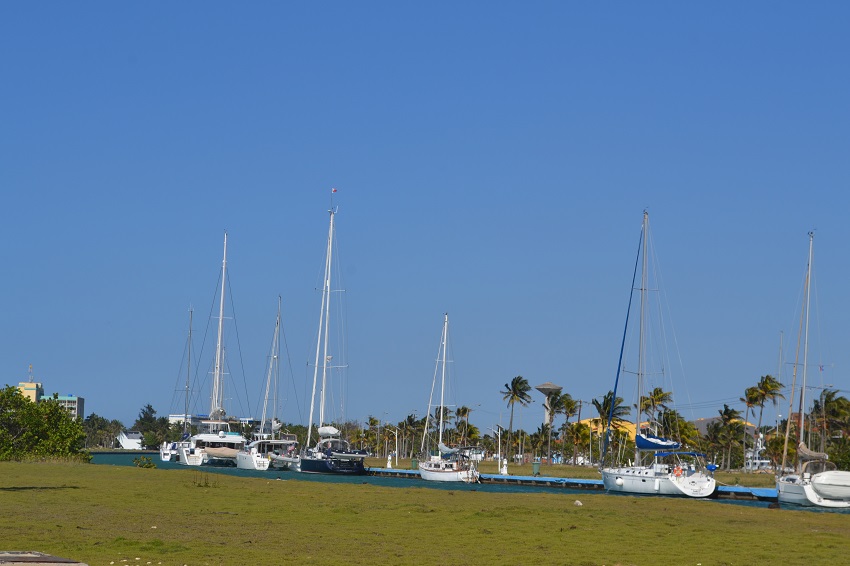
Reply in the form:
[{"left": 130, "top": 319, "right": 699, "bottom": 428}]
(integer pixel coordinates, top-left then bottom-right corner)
[{"left": 95, "top": 452, "right": 777, "bottom": 504}]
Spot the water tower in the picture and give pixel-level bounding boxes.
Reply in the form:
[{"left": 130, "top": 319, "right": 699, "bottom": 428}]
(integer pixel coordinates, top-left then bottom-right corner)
[{"left": 535, "top": 381, "right": 562, "bottom": 425}]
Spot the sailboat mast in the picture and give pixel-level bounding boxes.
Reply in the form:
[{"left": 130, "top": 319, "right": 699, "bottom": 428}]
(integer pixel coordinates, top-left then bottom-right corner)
[
  {"left": 438, "top": 313, "right": 448, "bottom": 446},
  {"left": 184, "top": 307, "right": 193, "bottom": 435},
  {"left": 780, "top": 232, "right": 814, "bottom": 474},
  {"left": 635, "top": 211, "right": 648, "bottom": 464},
  {"left": 307, "top": 208, "right": 335, "bottom": 444},
  {"left": 798, "top": 232, "right": 814, "bottom": 442},
  {"left": 211, "top": 232, "right": 228, "bottom": 419},
  {"left": 260, "top": 297, "right": 281, "bottom": 437}
]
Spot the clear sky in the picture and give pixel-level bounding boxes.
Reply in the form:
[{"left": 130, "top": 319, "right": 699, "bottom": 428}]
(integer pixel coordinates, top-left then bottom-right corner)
[{"left": 2, "top": 3, "right": 849, "bottom": 435}]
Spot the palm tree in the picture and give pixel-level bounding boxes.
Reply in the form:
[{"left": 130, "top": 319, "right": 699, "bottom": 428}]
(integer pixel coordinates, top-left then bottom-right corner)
[
  {"left": 455, "top": 405, "right": 471, "bottom": 446},
  {"left": 740, "top": 386, "right": 759, "bottom": 471},
  {"left": 563, "top": 421, "right": 589, "bottom": 465},
  {"left": 543, "top": 391, "right": 562, "bottom": 465},
  {"left": 501, "top": 375, "right": 532, "bottom": 463},
  {"left": 718, "top": 404, "right": 742, "bottom": 469},
  {"left": 753, "top": 375, "right": 784, "bottom": 437},
  {"left": 639, "top": 387, "right": 673, "bottom": 428},
  {"left": 366, "top": 415, "right": 380, "bottom": 455},
  {"left": 593, "top": 391, "right": 629, "bottom": 465},
  {"left": 593, "top": 390, "right": 629, "bottom": 428}
]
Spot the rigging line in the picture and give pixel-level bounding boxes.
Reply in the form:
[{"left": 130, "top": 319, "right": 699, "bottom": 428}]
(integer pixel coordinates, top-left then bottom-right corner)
[
  {"left": 602, "top": 218, "right": 643, "bottom": 466},
  {"left": 279, "top": 300, "right": 302, "bottom": 424},
  {"left": 226, "top": 271, "right": 252, "bottom": 420},
  {"left": 189, "top": 267, "right": 221, "bottom": 417}
]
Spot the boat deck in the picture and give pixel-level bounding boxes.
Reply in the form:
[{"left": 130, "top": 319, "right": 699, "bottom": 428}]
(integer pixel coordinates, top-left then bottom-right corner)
[{"left": 366, "top": 467, "right": 777, "bottom": 501}]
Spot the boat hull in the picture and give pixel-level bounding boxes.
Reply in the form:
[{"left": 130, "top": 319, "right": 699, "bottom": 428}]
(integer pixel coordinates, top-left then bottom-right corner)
[
  {"left": 778, "top": 473, "right": 850, "bottom": 508},
  {"left": 811, "top": 470, "right": 850, "bottom": 501},
  {"left": 299, "top": 454, "right": 366, "bottom": 475},
  {"left": 270, "top": 454, "right": 301, "bottom": 472},
  {"left": 602, "top": 466, "right": 716, "bottom": 498},
  {"left": 418, "top": 460, "right": 479, "bottom": 483},
  {"left": 235, "top": 451, "right": 270, "bottom": 471}
]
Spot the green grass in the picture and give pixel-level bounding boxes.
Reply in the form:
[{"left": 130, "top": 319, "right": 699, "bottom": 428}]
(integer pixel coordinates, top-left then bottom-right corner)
[{"left": 2, "top": 461, "right": 847, "bottom": 565}]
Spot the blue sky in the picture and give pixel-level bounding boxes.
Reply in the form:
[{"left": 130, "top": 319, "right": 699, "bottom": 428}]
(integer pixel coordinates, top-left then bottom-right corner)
[{"left": 2, "top": 3, "right": 849, "bottom": 435}]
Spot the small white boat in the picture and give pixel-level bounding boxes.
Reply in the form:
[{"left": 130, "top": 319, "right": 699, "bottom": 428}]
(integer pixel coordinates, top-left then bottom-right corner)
[
  {"left": 417, "top": 314, "right": 479, "bottom": 484},
  {"left": 776, "top": 233, "right": 850, "bottom": 509}
]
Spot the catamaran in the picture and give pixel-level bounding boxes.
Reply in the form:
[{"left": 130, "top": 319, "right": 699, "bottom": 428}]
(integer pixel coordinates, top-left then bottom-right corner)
[
  {"left": 600, "top": 211, "right": 716, "bottom": 498},
  {"left": 418, "top": 313, "right": 479, "bottom": 483},
  {"left": 777, "top": 233, "right": 850, "bottom": 508},
  {"left": 178, "top": 232, "right": 248, "bottom": 466}
]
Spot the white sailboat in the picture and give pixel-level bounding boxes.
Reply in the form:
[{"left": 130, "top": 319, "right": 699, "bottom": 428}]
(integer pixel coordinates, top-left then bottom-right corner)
[
  {"left": 237, "top": 297, "right": 300, "bottom": 471},
  {"left": 418, "top": 313, "right": 479, "bottom": 483},
  {"left": 777, "top": 232, "right": 850, "bottom": 508},
  {"left": 299, "top": 204, "right": 367, "bottom": 475},
  {"left": 160, "top": 307, "right": 194, "bottom": 462},
  {"left": 178, "top": 232, "right": 248, "bottom": 467},
  {"left": 600, "top": 211, "right": 716, "bottom": 498}
]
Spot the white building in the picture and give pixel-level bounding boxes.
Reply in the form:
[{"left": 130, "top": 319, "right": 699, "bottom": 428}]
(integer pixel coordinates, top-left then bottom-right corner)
[{"left": 117, "top": 430, "right": 144, "bottom": 450}]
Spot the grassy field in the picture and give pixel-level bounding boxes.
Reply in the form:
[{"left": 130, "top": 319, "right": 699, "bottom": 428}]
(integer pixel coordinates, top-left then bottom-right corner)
[{"left": 2, "top": 461, "right": 846, "bottom": 566}]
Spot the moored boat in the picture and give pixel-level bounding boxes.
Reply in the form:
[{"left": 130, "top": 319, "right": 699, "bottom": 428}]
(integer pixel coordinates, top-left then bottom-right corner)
[
  {"left": 417, "top": 313, "right": 479, "bottom": 484},
  {"left": 600, "top": 211, "right": 715, "bottom": 499}
]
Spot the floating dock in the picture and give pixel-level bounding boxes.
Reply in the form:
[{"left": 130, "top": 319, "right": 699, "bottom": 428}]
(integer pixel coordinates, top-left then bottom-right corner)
[{"left": 366, "top": 467, "right": 776, "bottom": 501}]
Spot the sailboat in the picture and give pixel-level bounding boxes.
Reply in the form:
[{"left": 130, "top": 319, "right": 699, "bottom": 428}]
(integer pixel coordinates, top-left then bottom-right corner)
[
  {"left": 777, "top": 232, "right": 850, "bottom": 508},
  {"left": 178, "top": 232, "right": 248, "bottom": 467},
  {"left": 418, "top": 313, "right": 479, "bottom": 483},
  {"left": 298, "top": 205, "right": 367, "bottom": 475},
  {"left": 160, "top": 307, "right": 194, "bottom": 462},
  {"left": 600, "top": 211, "right": 716, "bottom": 498},
  {"left": 237, "top": 298, "right": 298, "bottom": 471}
]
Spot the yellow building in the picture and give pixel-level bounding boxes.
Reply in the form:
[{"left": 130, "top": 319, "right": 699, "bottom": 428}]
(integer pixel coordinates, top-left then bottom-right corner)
[{"left": 17, "top": 380, "right": 44, "bottom": 403}]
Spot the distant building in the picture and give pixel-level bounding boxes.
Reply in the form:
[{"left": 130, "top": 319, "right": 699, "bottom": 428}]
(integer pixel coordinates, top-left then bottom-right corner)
[
  {"left": 167, "top": 413, "right": 203, "bottom": 431},
  {"left": 55, "top": 395, "right": 85, "bottom": 420},
  {"left": 117, "top": 430, "right": 144, "bottom": 450},
  {"left": 17, "top": 380, "right": 44, "bottom": 403}
]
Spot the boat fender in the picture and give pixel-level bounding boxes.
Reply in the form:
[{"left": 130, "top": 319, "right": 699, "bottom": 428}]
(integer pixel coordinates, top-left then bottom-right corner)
[{"left": 674, "top": 466, "right": 683, "bottom": 477}]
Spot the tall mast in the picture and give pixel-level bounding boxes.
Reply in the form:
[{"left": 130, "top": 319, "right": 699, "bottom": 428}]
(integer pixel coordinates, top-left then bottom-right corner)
[
  {"left": 211, "top": 231, "right": 228, "bottom": 420},
  {"left": 260, "top": 297, "right": 281, "bottom": 437},
  {"left": 307, "top": 208, "right": 335, "bottom": 444},
  {"left": 780, "top": 232, "right": 814, "bottom": 474},
  {"left": 634, "top": 210, "right": 648, "bottom": 464},
  {"left": 438, "top": 313, "right": 449, "bottom": 446},
  {"left": 184, "top": 306, "right": 193, "bottom": 435},
  {"left": 798, "top": 232, "right": 814, "bottom": 444}
]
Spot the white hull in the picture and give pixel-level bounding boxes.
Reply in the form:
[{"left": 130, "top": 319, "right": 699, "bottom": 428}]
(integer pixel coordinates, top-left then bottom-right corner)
[
  {"left": 177, "top": 429, "right": 246, "bottom": 466},
  {"left": 236, "top": 450, "right": 270, "bottom": 471},
  {"left": 270, "top": 453, "right": 301, "bottom": 471},
  {"left": 602, "top": 466, "right": 716, "bottom": 498},
  {"left": 778, "top": 473, "right": 850, "bottom": 508},
  {"left": 177, "top": 444, "right": 205, "bottom": 466},
  {"left": 418, "top": 459, "right": 479, "bottom": 483},
  {"left": 811, "top": 470, "right": 850, "bottom": 501}
]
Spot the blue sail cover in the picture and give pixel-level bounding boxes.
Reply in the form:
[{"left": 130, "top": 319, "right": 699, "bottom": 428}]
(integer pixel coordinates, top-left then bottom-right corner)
[{"left": 635, "top": 433, "right": 681, "bottom": 451}]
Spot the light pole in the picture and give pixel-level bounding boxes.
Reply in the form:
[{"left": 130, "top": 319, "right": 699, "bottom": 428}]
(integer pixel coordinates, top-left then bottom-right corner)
[
  {"left": 490, "top": 426, "right": 504, "bottom": 474},
  {"left": 386, "top": 425, "right": 399, "bottom": 468}
]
